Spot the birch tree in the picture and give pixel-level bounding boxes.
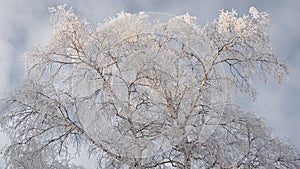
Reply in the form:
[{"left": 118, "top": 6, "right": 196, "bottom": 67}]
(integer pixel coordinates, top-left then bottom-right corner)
[{"left": 1, "top": 5, "right": 299, "bottom": 169}]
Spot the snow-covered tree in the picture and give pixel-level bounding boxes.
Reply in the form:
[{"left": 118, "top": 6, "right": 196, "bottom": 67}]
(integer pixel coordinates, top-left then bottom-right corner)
[{"left": 1, "top": 5, "right": 299, "bottom": 168}]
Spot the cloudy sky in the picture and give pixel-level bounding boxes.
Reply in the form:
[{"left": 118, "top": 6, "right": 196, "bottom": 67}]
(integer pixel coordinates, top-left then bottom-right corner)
[{"left": 0, "top": 0, "right": 299, "bottom": 166}]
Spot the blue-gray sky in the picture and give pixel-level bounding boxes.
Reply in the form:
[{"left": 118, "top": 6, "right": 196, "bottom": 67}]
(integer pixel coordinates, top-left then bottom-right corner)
[{"left": 0, "top": 0, "right": 299, "bottom": 166}]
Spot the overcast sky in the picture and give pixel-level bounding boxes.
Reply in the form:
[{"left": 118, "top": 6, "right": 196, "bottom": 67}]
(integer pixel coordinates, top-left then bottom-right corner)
[{"left": 0, "top": 0, "right": 299, "bottom": 167}]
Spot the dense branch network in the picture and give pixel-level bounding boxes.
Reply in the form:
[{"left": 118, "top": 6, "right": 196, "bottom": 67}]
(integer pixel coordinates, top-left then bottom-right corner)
[{"left": 0, "top": 5, "right": 299, "bottom": 169}]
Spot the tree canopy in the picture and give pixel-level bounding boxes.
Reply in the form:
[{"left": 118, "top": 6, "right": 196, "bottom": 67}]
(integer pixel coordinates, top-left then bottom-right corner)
[{"left": 0, "top": 5, "right": 299, "bottom": 169}]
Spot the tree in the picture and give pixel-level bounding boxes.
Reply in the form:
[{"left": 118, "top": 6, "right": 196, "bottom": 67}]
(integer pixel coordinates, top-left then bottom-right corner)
[{"left": 1, "top": 5, "right": 299, "bottom": 169}]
